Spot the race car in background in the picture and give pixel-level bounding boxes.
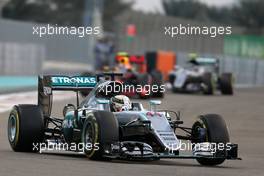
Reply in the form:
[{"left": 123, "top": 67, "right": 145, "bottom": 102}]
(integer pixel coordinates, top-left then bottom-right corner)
[
  {"left": 169, "top": 57, "right": 234, "bottom": 95},
  {"left": 81, "top": 52, "right": 164, "bottom": 98},
  {"left": 7, "top": 74, "right": 240, "bottom": 165},
  {"left": 115, "top": 52, "right": 164, "bottom": 98}
]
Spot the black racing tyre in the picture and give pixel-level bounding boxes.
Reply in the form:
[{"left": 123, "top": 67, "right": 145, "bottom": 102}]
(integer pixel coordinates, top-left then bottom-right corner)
[
  {"left": 151, "top": 70, "right": 164, "bottom": 98},
  {"left": 191, "top": 114, "right": 230, "bottom": 166},
  {"left": 168, "top": 74, "right": 176, "bottom": 85},
  {"left": 8, "top": 105, "right": 45, "bottom": 152},
  {"left": 82, "top": 111, "right": 119, "bottom": 160},
  {"left": 202, "top": 73, "right": 214, "bottom": 95},
  {"left": 219, "top": 73, "right": 233, "bottom": 95},
  {"left": 151, "top": 70, "right": 163, "bottom": 85},
  {"left": 79, "top": 72, "right": 94, "bottom": 97},
  {"left": 172, "top": 87, "right": 180, "bottom": 93}
]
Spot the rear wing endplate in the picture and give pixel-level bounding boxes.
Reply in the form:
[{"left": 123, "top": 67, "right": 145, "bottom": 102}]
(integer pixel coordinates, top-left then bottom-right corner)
[{"left": 38, "top": 75, "right": 97, "bottom": 117}]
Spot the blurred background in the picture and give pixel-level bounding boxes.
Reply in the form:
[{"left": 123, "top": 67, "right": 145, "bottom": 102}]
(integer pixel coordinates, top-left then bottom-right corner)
[{"left": 0, "top": 0, "right": 264, "bottom": 92}]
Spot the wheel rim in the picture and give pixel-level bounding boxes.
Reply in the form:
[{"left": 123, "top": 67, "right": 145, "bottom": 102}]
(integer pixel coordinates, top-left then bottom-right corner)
[
  {"left": 8, "top": 114, "right": 17, "bottom": 143},
  {"left": 192, "top": 125, "right": 201, "bottom": 143},
  {"left": 192, "top": 121, "right": 207, "bottom": 143},
  {"left": 85, "top": 123, "right": 93, "bottom": 144}
]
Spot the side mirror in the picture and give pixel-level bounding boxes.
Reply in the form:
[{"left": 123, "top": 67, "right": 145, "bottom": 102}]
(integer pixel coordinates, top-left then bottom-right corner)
[
  {"left": 149, "top": 100, "right": 161, "bottom": 112},
  {"left": 96, "top": 99, "right": 109, "bottom": 104},
  {"left": 149, "top": 100, "right": 161, "bottom": 105},
  {"left": 63, "top": 104, "right": 76, "bottom": 117}
]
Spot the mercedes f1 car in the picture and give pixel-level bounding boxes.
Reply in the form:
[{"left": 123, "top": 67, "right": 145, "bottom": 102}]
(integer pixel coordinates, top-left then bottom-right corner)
[
  {"left": 169, "top": 57, "right": 234, "bottom": 95},
  {"left": 8, "top": 73, "right": 240, "bottom": 165}
]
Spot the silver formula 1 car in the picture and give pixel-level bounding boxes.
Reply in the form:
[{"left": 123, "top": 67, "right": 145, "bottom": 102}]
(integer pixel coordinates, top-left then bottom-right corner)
[
  {"left": 169, "top": 57, "right": 234, "bottom": 95},
  {"left": 7, "top": 73, "right": 240, "bottom": 166}
]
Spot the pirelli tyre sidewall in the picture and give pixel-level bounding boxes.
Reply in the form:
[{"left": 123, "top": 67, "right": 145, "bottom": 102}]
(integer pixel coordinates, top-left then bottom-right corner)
[
  {"left": 82, "top": 114, "right": 99, "bottom": 159},
  {"left": 8, "top": 109, "right": 20, "bottom": 149},
  {"left": 82, "top": 111, "right": 119, "bottom": 160},
  {"left": 191, "top": 114, "right": 230, "bottom": 166},
  {"left": 8, "top": 105, "right": 45, "bottom": 152}
]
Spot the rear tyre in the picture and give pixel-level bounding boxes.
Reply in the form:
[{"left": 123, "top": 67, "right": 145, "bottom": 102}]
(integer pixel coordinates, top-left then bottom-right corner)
[
  {"left": 82, "top": 111, "right": 119, "bottom": 160},
  {"left": 168, "top": 74, "right": 176, "bottom": 85},
  {"left": 192, "top": 114, "right": 230, "bottom": 166},
  {"left": 202, "top": 73, "right": 214, "bottom": 95},
  {"left": 8, "top": 105, "right": 45, "bottom": 152},
  {"left": 219, "top": 73, "right": 233, "bottom": 95}
]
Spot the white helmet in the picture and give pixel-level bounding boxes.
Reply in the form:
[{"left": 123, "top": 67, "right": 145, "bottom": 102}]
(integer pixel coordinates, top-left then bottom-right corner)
[{"left": 110, "top": 95, "right": 132, "bottom": 112}]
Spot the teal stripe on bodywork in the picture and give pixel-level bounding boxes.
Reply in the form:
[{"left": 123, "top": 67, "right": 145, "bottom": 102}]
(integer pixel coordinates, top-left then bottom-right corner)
[{"left": 0, "top": 76, "right": 37, "bottom": 91}]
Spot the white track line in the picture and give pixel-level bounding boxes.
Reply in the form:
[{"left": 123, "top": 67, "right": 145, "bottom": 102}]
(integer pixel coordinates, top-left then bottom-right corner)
[{"left": 0, "top": 91, "right": 75, "bottom": 113}]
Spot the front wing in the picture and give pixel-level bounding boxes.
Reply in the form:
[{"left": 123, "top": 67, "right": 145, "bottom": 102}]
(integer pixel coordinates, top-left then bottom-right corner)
[{"left": 102, "top": 142, "right": 241, "bottom": 161}]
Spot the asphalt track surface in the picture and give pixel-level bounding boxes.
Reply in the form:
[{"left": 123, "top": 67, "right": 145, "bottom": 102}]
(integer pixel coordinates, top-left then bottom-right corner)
[{"left": 0, "top": 88, "right": 264, "bottom": 176}]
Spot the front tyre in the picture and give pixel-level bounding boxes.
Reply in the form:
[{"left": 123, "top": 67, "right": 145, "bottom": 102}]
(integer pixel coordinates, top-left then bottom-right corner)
[
  {"left": 8, "top": 105, "right": 45, "bottom": 152},
  {"left": 192, "top": 114, "right": 230, "bottom": 166},
  {"left": 82, "top": 111, "right": 119, "bottom": 160}
]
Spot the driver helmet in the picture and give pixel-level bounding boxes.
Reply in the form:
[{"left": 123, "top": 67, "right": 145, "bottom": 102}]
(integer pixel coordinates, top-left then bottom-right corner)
[
  {"left": 110, "top": 95, "right": 132, "bottom": 112},
  {"left": 116, "top": 52, "right": 132, "bottom": 70},
  {"left": 188, "top": 53, "right": 199, "bottom": 65}
]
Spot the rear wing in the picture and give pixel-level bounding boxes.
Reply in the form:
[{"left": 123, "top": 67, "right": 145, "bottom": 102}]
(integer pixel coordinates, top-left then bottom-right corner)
[
  {"left": 38, "top": 74, "right": 123, "bottom": 117},
  {"left": 39, "top": 75, "right": 97, "bottom": 91},
  {"left": 195, "top": 57, "right": 219, "bottom": 65}
]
